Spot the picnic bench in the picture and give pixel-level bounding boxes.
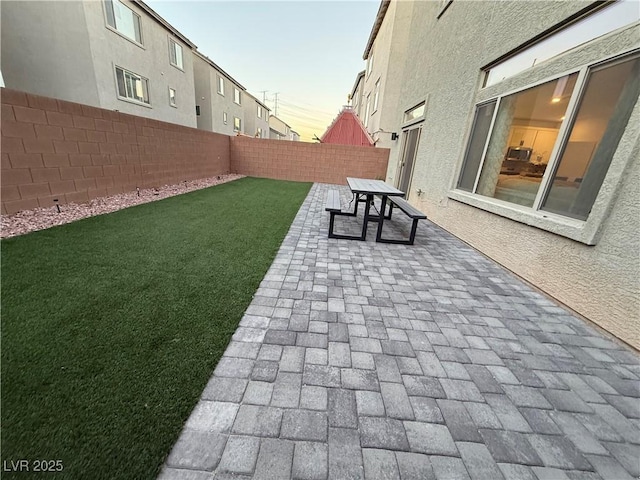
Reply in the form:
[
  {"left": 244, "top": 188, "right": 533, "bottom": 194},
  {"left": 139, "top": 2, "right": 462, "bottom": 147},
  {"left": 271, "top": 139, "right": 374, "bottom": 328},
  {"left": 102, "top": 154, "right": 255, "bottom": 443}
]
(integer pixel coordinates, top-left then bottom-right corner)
[{"left": 325, "top": 178, "right": 426, "bottom": 245}]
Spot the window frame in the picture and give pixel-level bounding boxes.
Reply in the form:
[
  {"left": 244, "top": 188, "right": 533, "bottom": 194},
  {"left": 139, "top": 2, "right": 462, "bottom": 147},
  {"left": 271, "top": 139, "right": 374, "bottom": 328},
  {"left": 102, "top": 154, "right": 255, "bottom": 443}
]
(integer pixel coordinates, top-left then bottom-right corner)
[
  {"left": 103, "top": 0, "right": 143, "bottom": 47},
  {"left": 217, "top": 76, "right": 225, "bottom": 96},
  {"left": 450, "top": 48, "right": 640, "bottom": 245},
  {"left": 223, "top": 112, "right": 228, "bottom": 125},
  {"left": 114, "top": 65, "right": 151, "bottom": 107},
  {"left": 364, "top": 94, "right": 371, "bottom": 128},
  {"left": 372, "top": 79, "right": 380, "bottom": 113},
  {"left": 234, "top": 88, "right": 242, "bottom": 105},
  {"left": 367, "top": 53, "right": 374, "bottom": 78},
  {"left": 233, "top": 116, "right": 242, "bottom": 132},
  {"left": 257, "top": 105, "right": 262, "bottom": 119},
  {"left": 168, "top": 87, "right": 176, "bottom": 107},
  {"left": 169, "top": 38, "right": 184, "bottom": 71}
]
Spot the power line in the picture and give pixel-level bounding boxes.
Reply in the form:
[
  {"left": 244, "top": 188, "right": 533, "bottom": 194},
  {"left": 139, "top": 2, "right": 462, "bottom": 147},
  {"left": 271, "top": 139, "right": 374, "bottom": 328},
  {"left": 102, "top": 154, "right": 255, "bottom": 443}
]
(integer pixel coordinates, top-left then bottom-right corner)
[
  {"left": 278, "top": 99, "right": 336, "bottom": 117},
  {"left": 277, "top": 108, "right": 330, "bottom": 125}
]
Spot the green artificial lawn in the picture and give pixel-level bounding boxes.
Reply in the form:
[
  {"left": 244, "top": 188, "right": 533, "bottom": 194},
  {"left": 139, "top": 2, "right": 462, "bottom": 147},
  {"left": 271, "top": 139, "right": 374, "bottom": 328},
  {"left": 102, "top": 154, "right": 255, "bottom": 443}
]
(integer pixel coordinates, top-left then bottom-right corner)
[{"left": 1, "top": 177, "right": 311, "bottom": 479}]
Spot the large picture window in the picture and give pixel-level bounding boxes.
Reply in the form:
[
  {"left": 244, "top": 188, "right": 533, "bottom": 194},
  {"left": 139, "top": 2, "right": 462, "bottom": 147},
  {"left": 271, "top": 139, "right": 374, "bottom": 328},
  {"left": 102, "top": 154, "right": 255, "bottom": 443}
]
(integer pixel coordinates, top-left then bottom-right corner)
[
  {"left": 475, "top": 73, "right": 578, "bottom": 207},
  {"left": 104, "top": 0, "right": 142, "bottom": 44},
  {"left": 457, "top": 51, "right": 639, "bottom": 222},
  {"left": 115, "top": 66, "right": 149, "bottom": 104},
  {"left": 542, "top": 55, "right": 640, "bottom": 219}
]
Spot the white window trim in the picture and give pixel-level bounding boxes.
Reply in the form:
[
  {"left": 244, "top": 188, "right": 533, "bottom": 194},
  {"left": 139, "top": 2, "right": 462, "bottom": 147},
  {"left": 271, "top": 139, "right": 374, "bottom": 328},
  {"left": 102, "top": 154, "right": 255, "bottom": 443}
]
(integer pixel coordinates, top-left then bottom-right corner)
[
  {"left": 367, "top": 53, "right": 374, "bottom": 78},
  {"left": 450, "top": 49, "right": 640, "bottom": 245},
  {"left": 103, "top": 0, "right": 144, "bottom": 49},
  {"left": 233, "top": 117, "right": 241, "bottom": 132},
  {"left": 372, "top": 79, "right": 380, "bottom": 114},
  {"left": 402, "top": 98, "right": 428, "bottom": 129},
  {"left": 217, "top": 76, "right": 225, "bottom": 96},
  {"left": 234, "top": 88, "right": 242, "bottom": 105},
  {"left": 257, "top": 105, "right": 262, "bottom": 119},
  {"left": 364, "top": 94, "right": 371, "bottom": 128},
  {"left": 169, "top": 38, "right": 184, "bottom": 71},
  {"left": 114, "top": 65, "right": 151, "bottom": 108},
  {"left": 483, "top": 0, "right": 640, "bottom": 88},
  {"left": 223, "top": 112, "right": 228, "bottom": 124},
  {"left": 168, "top": 87, "right": 177, "bottom": 108}
]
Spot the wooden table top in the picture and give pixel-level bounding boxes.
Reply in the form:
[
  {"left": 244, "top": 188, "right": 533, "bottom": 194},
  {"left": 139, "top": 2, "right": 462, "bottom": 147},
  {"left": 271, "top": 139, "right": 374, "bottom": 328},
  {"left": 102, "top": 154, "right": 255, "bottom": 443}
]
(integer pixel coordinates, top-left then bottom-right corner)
[{"left": 347, "top": 177, "right": 405, "bottom": 196}]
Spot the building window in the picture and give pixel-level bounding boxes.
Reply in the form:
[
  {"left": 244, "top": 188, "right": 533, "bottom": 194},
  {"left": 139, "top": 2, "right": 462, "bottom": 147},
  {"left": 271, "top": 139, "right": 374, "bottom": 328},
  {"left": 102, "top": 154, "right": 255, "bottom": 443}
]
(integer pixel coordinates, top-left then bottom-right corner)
[
  {"left": 168, "top": 88, "right": 176, "bottom": 107},
  {"left": 403, "top": 102, "right": 426, "bottom": 123},
  {"left": 483, "top": 1, "right": 638, "bottom": 87},
  {"left": 367, "top": 53, "right": 374, "bottom": 77},
  {"left": 234, "top": 88, "right": 242, "bottom": 105},
  {"left": 233, "top": 117, "right": 241, "bottom": 132},
  {"left": 223, "top": 112, "right": 228, "bottom": 124},
  {"left": 115, "top": 66, "right": 149, "bottom": 104},
  {"left": 217, "top": 76, "right": 224, "bottom": 96},
  {"left": 169, "top": 39, "right": 183, "bottom": 70},
  {"left": 364, "top": 94, "right": 371, "bottom": 128},
  {"left": 457, "top": 51, "right": 640, "bottom": 221},
  {"left": 104, "top": 0, "right": 142, "bottom": 44},
  {"left": 373, "top": 79, "right": 380, "bottom": 112},
  {"left": 541, "top": 54, "right": 640, "bottom": 220},
  {"left": 196, "top": 105, "right": 200, "bottom": 116},
  {"left": 257, "top": 127, "right": 262, "bottom": 138},
  {"left": 257, "top": 105, "right": 262, "bottom": 118}
]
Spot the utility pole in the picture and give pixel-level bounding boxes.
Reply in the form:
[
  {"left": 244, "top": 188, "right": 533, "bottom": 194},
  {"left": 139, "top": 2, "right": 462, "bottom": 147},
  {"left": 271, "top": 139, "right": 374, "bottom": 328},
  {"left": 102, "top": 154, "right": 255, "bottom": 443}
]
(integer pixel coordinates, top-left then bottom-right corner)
[
  {"left": 259, "top": 90, "right": 268, "bottom": 104},
  {"left": 273, "top": 92, "right": 279, "bottom": 117}
]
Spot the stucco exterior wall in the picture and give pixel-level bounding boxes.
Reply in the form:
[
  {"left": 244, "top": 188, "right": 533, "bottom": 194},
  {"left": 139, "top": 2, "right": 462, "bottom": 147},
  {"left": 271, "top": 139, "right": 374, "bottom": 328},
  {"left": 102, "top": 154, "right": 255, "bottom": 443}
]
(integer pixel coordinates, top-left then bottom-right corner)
[
  {"left": 359, "top": 1, "right": 414, "bottom": 152},
  {"left": 192, "top": 54, "right": 245, "bottom": 136},
  {"left": 81, "top": 1, "right": 196, "bottom": 127},
  {"left": 193, "top": 55, "right": 213, "bottom": 131},
  {"left": 243, "top": 95, "right": 270, "bottom": 139},
  {"left": 1, "top": 0, "right": 196, "bottom": 128},
  {"left": 383, "top": 0, "right": 640, "bottom": 347},
  {"left": 0, "top": 1, "right": 99, "bottom": 106}
]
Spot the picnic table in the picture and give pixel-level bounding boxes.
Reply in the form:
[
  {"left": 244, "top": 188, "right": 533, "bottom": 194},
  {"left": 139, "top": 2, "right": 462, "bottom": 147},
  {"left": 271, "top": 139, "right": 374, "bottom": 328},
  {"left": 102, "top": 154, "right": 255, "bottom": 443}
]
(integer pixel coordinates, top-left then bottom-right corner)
[{"left": 325, "top": 178, "right": 426, "bottom": 245}]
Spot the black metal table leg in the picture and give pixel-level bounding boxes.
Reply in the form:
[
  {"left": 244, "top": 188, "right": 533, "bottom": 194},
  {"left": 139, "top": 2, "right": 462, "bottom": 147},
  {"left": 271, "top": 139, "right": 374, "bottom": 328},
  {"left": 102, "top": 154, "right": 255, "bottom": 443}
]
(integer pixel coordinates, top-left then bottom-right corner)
[
  {"left": 361, "top": 194, "right": 373, "bottom": 241},
  {"left": 375, "top": 195, "right": 388, "bottom": 243}
]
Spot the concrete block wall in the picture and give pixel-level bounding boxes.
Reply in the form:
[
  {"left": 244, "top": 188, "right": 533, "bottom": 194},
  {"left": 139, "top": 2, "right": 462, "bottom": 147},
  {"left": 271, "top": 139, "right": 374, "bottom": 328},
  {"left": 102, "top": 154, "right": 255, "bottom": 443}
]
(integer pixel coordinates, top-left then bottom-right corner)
[
  {"left": 1, "top": 88, "right": 389, "bottom": 215},
  {"left": 230, "top": 136, "right": 389, "bottom": 185},
  {"left": 1, "top": 88, "right": 230, "bottom": 214}
]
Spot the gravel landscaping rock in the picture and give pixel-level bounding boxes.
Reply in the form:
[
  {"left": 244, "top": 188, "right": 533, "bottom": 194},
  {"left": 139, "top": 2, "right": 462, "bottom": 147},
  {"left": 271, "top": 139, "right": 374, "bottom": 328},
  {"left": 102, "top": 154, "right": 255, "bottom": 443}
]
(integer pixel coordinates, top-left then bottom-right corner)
[{"left": 1, "top": 174, "right": 244, "bottom": 239}]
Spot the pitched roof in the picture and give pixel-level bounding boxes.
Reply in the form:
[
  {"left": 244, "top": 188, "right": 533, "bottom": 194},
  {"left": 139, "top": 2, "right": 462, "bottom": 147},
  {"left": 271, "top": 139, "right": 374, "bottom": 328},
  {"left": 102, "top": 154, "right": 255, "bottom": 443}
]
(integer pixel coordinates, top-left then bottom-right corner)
[
  {"left": 350, "top": 70, "right": 365, "bottom": 99},
  {"left": 320, "top": 107, "right": 374, "bottom": 147},
  {"left": 133, "top": 1, "right": 197, "bottom": 48}
]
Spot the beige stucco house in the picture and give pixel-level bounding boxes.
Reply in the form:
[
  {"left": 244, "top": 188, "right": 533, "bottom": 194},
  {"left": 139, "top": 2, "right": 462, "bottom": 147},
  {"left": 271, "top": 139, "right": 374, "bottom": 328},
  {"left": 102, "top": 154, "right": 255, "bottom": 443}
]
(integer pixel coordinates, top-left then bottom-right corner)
[
  {"left": 355, "top": 0, "right": 640, "bottom": 348},
  {"left": 1, "top": 0, "right": 197, "bottom": 127},
  {"left": 192, "top": 51, "right": 247, "bottom": 136}
]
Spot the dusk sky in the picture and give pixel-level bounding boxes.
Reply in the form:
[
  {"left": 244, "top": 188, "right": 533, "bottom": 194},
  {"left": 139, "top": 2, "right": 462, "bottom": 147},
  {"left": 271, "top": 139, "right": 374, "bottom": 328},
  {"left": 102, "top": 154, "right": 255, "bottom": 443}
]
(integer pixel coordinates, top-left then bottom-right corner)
[{"left": 146, "top": 0, "right": 381, "bottom": 142}]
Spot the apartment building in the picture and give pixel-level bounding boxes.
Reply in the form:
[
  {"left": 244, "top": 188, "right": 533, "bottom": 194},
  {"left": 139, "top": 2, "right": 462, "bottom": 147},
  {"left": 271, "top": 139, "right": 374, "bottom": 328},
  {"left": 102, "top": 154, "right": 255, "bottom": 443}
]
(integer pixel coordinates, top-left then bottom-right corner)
[
  {"left": 1, "top": 0, "right": 197, "bottom": 127},
  {"left": 243, "top": 93, "right": 271, "bottom": 139},
  {"left": 193, "top": 51, "right": 247, "bottom": 136},
  {"left": 353, "top": 0, "right": 413, "bottom": 149},
  {"left": 357, "top": 0, "right": 640, "bottom": 346},
  {"left": 268, "top": 115, "right": 292, "bottom": 140}
]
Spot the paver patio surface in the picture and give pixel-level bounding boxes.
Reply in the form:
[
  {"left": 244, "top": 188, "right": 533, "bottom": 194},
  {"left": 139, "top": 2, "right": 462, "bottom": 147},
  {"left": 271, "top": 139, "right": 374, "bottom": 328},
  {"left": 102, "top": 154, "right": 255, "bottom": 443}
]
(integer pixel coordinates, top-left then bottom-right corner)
[{"left": 160, "top": 183, "right": 640, "bottom": 480}]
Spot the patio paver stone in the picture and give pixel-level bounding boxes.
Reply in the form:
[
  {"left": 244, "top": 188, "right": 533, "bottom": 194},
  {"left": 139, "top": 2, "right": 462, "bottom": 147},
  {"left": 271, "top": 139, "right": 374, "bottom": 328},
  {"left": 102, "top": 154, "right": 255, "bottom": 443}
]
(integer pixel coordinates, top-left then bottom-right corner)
[{"left": 160, "top": 183, "right": 640, "bottom": 479}]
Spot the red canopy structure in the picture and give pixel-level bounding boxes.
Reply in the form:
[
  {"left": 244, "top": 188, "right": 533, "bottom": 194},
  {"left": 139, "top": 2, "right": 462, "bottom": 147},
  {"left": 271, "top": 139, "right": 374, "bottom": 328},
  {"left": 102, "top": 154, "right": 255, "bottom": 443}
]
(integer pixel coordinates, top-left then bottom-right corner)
[{"left": 320, "top": 107, "right": 374, "bottom": 147}]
